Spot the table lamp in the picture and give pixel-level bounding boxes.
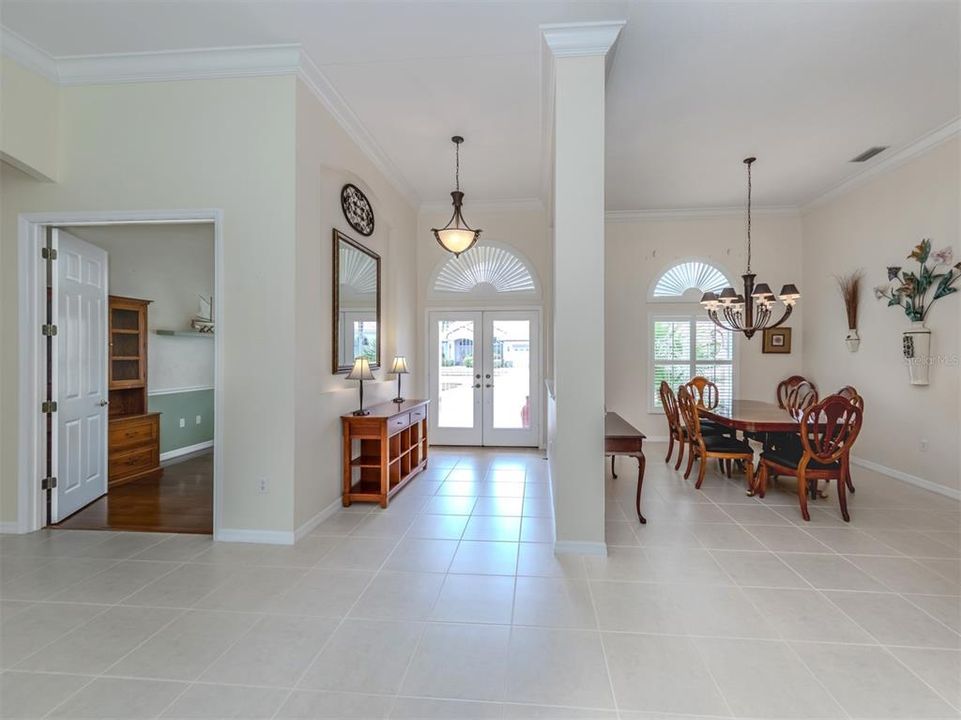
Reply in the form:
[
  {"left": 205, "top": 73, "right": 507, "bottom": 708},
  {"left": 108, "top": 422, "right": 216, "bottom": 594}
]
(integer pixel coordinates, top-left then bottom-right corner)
[
  {"left": 390, "top": 356, "right": 410, "bottom": 403},
  {"left": 347, "top": 357, "right": 375, "bottom": 416}
]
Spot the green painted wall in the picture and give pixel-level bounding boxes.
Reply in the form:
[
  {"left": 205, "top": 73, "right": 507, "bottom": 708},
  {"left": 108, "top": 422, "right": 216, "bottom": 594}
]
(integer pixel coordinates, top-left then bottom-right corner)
[{"left": 148, "top": 388, "right": 214, "bottom": 455}]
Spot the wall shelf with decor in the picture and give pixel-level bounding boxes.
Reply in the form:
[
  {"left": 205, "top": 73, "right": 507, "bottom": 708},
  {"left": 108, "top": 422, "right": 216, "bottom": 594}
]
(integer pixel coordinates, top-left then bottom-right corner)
[{"left": 155, "top": 329, "right": 214, "bottom": 338}]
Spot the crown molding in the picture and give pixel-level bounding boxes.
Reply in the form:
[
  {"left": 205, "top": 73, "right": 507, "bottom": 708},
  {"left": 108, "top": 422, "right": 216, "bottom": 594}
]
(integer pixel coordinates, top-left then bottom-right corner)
[
  {"left": 605, "top": 206, "right": 799, "bottom": 222},
  {"left": 0, "top": 26, "right": 419, "bottom": 208},
  {"left": 296, "top": 51, "right": 419, "bottom": 208},
  {"left": 419, "top": 197, "right": 545, "bottom": 215},
  {"left": 540, "top": 21, "right": 626, "bottom": 58},
  {"left": 803, "top": 116, "right": 961, "bottom": 211},
  {"left": 1, "top": 27, "right": 60, "bottom": 81}
]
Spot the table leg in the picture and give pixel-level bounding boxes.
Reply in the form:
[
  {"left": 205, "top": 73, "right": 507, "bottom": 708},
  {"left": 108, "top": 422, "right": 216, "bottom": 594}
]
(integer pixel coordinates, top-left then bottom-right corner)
[
  {"left": 611, "top": 454, "right": 617, "bottom": 479},
  {"left": 634, "top": 452, "right": 647, "bottom": 524}
]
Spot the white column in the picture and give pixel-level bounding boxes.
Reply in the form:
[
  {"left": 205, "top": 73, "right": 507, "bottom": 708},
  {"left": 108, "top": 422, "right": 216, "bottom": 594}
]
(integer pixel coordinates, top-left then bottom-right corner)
[{"left": 542, "top": 22, "right": 623, "bottom": 555}]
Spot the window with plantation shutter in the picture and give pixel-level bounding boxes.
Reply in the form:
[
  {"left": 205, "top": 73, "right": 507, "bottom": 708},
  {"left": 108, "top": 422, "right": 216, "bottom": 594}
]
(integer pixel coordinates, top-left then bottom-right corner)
[{"left": 651, "top": 316, "right": 734, "bottom": 412}]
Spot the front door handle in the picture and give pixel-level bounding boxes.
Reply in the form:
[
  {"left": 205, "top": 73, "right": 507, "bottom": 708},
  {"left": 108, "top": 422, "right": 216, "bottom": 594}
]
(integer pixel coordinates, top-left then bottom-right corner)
[
  {"left": 485, "top": 383, "right": 493, "bottom": 388},
  {"left": 473, "top": 383, "right": 481, "bottom": 389},
  {"left": 99, "top": 400, "right": 109, "bottom": 407}
]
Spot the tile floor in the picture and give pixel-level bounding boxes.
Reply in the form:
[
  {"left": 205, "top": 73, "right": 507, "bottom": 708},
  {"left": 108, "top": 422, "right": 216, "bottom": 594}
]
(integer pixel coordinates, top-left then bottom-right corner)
[{"left": 1, "top": 444, "right": 959, "bottom": 719}]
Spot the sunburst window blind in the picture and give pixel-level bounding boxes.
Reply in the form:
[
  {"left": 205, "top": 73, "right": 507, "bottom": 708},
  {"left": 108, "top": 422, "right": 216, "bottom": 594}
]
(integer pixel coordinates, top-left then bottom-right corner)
[{"left": 651, "top": 316, "right": 734, "bottom": 411}]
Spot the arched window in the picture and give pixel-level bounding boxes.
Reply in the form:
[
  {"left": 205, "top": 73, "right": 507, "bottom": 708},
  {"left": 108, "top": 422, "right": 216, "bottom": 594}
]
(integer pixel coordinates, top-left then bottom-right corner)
[
  {"left": 649, "top": 261, "right": 735, "bottom": 411},
  {"left": 652, "top": 261, "right": 729, "bottom": 300},
  {"left": 430, "top": 244, "right": 538, "bottom": 300}
]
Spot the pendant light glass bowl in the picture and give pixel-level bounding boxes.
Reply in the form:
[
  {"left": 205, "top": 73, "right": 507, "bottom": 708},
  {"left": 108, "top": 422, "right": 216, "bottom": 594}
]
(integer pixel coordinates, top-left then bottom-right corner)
[{"left": 432, "top": 136, "right": 482, "bottom": 257}]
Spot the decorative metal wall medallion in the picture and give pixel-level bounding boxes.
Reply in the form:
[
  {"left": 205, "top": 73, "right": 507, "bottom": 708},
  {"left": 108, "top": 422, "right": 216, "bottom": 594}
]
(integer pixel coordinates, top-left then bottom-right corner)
[{"left": 341, "top": 183, "right": 375, "bottom": 237}]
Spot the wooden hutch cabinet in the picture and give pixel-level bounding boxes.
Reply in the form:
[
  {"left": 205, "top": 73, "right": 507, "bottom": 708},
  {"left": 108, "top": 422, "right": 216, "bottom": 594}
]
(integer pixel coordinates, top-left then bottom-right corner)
[
  {"left": 341, "top": 400, "right": 429, "bottom": 507},
  {"left": 108, "top": 296, "right": 162, "bottom": 487}
]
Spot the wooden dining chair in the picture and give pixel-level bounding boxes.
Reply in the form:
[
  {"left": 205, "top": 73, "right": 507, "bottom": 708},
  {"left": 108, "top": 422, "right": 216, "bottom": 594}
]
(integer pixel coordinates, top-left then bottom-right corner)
[
  {"left": 683, "top": 376, "right": 733, "bottom": 438},
  {"left": 677, "top": 386, "right": 755, "bottom": 490},
  {"left": 754, "top": 394, "right": 863, "bottom": 522},
  {"left": 835, "top": 386, "right": 863, "bottom": 492},
  {"left": 776, "top": 376, "right": 816, "bottom": 409},
  {"left": 659, "top": 381, "right": 687, "bottom": 470}
]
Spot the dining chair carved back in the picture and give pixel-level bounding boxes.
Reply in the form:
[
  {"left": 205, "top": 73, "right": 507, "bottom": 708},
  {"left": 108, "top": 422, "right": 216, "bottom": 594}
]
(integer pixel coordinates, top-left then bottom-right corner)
[
  {"left": 677, "top": 386, "right": 755, "bottom": 490},
  {"left": 685, "top": 376, "right": 720, "bottom": 409},
  {"left": 784, "top": 381, "right": 819, "bottom": 417},
  {"left": 776, "top": 376, "right": 816, "bottom": 410},
  {"left": 755, "top": 394, "right": 863, "bottom": 522},
  {"left": 659, "top": 381, "right": 687, "bottom": 470}
]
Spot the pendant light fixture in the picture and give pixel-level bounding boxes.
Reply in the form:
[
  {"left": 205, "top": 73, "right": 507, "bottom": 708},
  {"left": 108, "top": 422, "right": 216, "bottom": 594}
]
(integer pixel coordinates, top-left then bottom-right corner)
[
  {"left": 432, "top": 135, "right": 482, "bottom": 257},
  {"left": 700, "top": 157, "right": 800, "bottom": 339}
]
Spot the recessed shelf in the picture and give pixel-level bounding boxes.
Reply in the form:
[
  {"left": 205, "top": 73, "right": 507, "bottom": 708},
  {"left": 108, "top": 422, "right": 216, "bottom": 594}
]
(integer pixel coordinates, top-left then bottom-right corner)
[{"left": 155, "top": 330, "right": 214, "bottom": 338}]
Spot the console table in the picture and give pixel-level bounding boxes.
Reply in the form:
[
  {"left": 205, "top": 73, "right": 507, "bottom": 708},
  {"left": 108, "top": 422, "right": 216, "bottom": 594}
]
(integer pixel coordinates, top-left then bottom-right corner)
[
  {"left": 605, "top": 411, "right": 647, "bottom": 524},
  {"left": 341, "top": 399, "right": 429, "bottom": 507}
]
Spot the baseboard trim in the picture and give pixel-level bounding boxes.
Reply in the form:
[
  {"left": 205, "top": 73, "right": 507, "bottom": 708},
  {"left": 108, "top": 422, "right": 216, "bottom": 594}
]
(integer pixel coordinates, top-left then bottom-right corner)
[
  {"left": 553, "top": 540, "right": 608, "bottom": 556},
  {"left": 0, "top": 521, "right": 24, "bottom": 535},
  {"left": 293, "top": 497, "right": 343, "bottom": 542},
  {"left": 214, "top": 527, "right": 294, "bottom": 545},
  {"left": 851, "top": 456, "right": 961, "bottom": 501},
  {"left": 160, "top": 440, "right": 213, "bottom": 464}
]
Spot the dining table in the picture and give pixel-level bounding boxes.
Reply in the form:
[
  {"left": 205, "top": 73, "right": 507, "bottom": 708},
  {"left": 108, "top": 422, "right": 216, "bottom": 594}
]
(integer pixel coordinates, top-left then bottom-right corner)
[{"left": 696, "top": 399, "right": 812, "bottom": 498}]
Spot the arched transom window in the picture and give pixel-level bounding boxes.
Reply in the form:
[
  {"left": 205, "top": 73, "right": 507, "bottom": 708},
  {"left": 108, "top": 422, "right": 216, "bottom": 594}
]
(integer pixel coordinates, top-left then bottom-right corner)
[
  {"left": 652, "top": 261, "right": 729, "bottom": 300},
  {"left": 432, "top": 244, "right": 537, "bottom": 298}
]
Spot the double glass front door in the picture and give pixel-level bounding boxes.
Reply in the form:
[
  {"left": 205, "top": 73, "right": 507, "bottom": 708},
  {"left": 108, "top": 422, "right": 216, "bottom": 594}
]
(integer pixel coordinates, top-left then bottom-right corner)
[{"left": 429, "top": 310, "right": 540, "bottom": 446}]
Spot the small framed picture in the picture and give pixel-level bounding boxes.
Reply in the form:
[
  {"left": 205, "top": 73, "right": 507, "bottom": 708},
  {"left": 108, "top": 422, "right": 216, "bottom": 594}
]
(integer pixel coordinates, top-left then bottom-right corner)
[{"left": 763, "top": 327, "right": 792, "bottom": 354}]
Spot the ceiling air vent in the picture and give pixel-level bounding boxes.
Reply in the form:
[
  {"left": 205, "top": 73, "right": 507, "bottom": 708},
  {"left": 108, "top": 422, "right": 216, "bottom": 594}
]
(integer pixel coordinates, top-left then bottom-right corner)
[{"left": 850, "top": 146, "right": 889, "bottom": 163}]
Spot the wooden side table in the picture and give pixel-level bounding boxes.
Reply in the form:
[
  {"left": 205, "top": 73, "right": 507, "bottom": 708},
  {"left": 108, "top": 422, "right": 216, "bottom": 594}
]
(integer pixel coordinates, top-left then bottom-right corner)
[
  {"left": 605, "top": 411, "right": 647, "bottom": 523},
  {"left": 341, "top": 399, "right": 429, "bottom": 507}
]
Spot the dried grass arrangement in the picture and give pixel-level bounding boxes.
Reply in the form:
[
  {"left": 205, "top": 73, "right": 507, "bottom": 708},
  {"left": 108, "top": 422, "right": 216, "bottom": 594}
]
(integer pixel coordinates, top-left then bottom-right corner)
[{"left": 835, "top": 270, "right": 864, "bottom": 330}]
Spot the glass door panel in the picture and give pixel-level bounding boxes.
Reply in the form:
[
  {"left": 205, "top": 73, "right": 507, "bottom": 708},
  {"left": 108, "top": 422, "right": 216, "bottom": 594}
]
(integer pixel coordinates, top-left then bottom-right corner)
[
  {"left": 430, "top": 312, "right": 483, "bottom": 445},
  {"left": 482, "top": 311, "right": 539, "bottom": 447}
]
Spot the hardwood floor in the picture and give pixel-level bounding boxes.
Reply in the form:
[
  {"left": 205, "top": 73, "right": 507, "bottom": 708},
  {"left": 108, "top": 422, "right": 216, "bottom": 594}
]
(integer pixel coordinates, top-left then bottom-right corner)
[{"left": 54, "top": 452, "right": 213, "bottom": 534}]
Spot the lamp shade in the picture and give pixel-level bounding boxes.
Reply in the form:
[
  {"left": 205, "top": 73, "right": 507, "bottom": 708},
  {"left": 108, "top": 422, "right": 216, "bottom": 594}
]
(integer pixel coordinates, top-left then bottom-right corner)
[
  {"left": 700, "top": 291, "right": 718, "bottom": 306},
  {"left": 718, "top": 287, "right": 738, "bottom": 303},
  {"left": 432, "top": 192, "right": 481, "bottom": 256},
  {"left": 347, "top": 357, "right": 374, "bottom": 381},
  {"left": 751, "top": 282, "right": 773, "bottom": 298},
  {"left": 389, "top": 356, "right": 410, "bottom": 375},
  {"left": 779, "top": 283, "right": 800, "bottom": 299}
]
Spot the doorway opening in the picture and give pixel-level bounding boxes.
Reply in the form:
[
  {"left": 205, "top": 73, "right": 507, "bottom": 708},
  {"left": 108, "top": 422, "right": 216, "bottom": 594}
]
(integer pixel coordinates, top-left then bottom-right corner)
[
  {"left": 17, "top": 211, "right": 223, "bottom": 537},
  {"left": 429, "top": 310, "right": 541, "bottom": 446}
]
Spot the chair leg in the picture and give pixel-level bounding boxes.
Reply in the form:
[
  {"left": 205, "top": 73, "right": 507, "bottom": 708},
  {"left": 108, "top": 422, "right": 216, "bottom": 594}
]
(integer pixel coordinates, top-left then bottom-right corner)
[
  {"left": 674, "top": 437, "right": 685, "bottom": 471},
  {"left": 611, "top": 455, "right": 617, "bottom": 479},
  {"left": 845, "top": 465, "right": 856, "bottom": 494},
  {"left": 836, "top": 476, "right": 850, "bottom": 522},
  {"left": 743, "top": 457, "right": 755, "bottom": 495},
  {"left": 797, "top": 469, "right": 810, "bottom": 521},
  {"left": 754, "top": 462, "right": 768, "bottom": 498},
  {"left": 726, "top": 459, "right": 732, "bottom": 478},
  {"left": 665, "top": 435, "right": 675, "bottom": 463},
  {"left": 695, "top": 452, "right": 708, "bottom": 489},
  {"left": 717, "top": 458, "right": 724, "bottom": 473},
  {"left": 684, "top": 442, "right": 696, "bottom": 480}
]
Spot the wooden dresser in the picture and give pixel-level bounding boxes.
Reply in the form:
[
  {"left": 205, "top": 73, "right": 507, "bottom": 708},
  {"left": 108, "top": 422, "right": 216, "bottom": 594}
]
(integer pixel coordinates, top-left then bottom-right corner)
[
  {"left": 108, "top": 296, "right": 163, "bottom": 487},
  {"left": 341, "top": 399, "right": 429, "bottom": 507}
]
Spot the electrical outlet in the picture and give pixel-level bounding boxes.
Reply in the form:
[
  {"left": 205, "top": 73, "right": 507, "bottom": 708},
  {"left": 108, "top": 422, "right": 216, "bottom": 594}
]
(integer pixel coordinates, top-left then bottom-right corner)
[
  {"left": 195, "top": 415, "right": 202, "bottom": 425},
  {"left": 920, "top": 439, "right": 929, "bottom": 452},
  {"left": 258, "top": 478, "right": 270, "bottom": 494},
  {"left": 179, "top": 417, "right": 186, "bottom": 428}
]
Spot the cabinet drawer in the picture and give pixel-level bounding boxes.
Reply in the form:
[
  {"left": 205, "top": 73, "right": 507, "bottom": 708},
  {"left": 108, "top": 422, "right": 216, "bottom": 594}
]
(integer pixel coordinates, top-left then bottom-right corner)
[
  {"left": 410, "top": 407, "right": 426, "bottom": 424},
  {"left": 388, "top": 413, "right": 410, "bottom": 434},
  {"left": 110, "top": 417, "right": 158, "bottom": 450},
  {"left": 109, "top": 446, "right": 156, "bottom": 482}
]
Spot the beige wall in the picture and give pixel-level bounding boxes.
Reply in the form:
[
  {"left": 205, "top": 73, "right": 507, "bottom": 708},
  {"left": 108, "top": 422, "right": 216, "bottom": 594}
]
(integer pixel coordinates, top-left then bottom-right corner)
[
  {"left": 293, "top": 80, "right": 418, "bottom": 529},
  {"left": 1, "top": 58, "right": 59, "bottom": 181},
  {"left": 801, "top": 138, "right": 960, "bottom": 493},
  {"left": 1, "top": 70, "right": 298, "bottom": 531},
  {"left": 605, "top": 213, "right": 805, "bottom": 439}
]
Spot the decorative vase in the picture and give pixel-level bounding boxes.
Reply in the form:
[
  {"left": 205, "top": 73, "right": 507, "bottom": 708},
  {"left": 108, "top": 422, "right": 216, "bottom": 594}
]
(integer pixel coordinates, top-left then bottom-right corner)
[
  {"left": 845, "top": 329, "right": 860, "bottom": 353},
  {"left": 902, "top": 321, "right": 931, "bottom": 386}
]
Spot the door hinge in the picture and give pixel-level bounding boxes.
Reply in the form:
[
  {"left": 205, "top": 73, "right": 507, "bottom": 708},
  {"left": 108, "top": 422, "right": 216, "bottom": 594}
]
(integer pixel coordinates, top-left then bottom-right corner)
[
  {"left": 41, "top": 247, "right": 58, "bottom": 260},
  {"left": 42, "top": 324, "right": 58, "bottom": 336},
  {"left": 41, "top": 400, "right": 58, "bottom": 413},
  {"left": 41, "top": 476, "right": 57, "bottom": 491}
]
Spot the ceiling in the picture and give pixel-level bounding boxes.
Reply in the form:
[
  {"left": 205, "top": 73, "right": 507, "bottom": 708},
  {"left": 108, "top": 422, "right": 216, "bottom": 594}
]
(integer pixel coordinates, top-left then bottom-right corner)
[{"left": 2, "top": 1, "right": 958, "bottom": 210}]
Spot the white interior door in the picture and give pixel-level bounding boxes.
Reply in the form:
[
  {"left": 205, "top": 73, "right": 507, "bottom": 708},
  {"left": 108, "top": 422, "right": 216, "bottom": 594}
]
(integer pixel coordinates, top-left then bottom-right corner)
[
  {"left": 429, "top": 310, "right": 540, "bottom": 447},
  {"left": 52, "top": 229, "right": 109, "bottom": 521},
  {"left": 481, "top": 311, "right": 540, "bottom": 447}
]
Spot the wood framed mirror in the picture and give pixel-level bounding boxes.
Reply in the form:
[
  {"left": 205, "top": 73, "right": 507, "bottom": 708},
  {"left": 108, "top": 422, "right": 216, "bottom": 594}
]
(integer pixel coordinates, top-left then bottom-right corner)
[{"left": 333, "top": 229, "right": 381, "bottom": 373}]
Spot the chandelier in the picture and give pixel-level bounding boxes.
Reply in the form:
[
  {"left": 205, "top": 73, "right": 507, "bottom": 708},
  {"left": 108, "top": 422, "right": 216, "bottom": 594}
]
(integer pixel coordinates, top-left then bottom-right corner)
[
  {"left": 432, "top": 136, "right": 482, "bottom": 257},
  {"left": 700, "top": 157, "right": 799, "bottom": 339}
]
